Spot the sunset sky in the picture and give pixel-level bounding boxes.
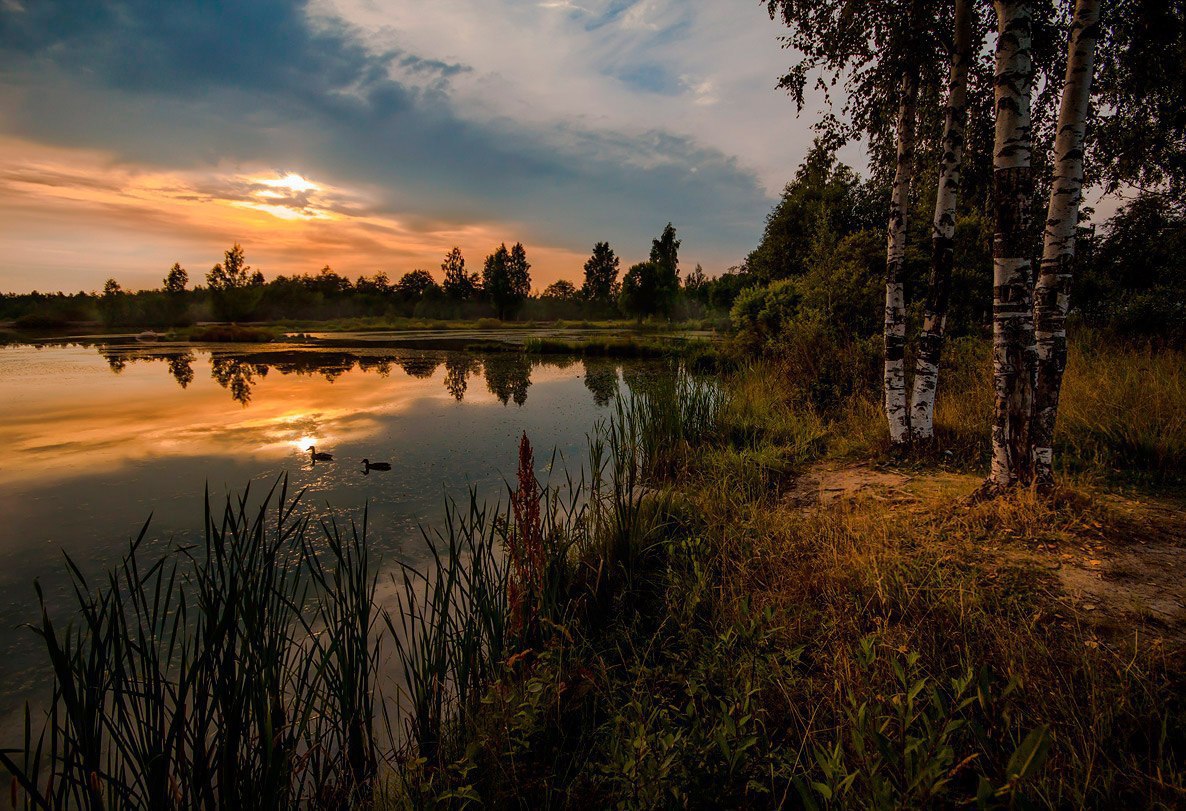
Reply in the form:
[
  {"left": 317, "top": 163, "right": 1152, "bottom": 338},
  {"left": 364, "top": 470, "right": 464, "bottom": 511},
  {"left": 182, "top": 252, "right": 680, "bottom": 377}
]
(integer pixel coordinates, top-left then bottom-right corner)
[{"left": 0, "top": 0, "right": 853, "bottom": 293}]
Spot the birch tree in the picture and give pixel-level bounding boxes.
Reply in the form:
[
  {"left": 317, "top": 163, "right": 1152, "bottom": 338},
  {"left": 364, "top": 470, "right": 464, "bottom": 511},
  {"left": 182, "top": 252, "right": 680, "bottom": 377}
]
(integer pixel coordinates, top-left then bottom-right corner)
[
  {"left": 1030, "top": 0, "right": 1101, "bottom": 486},
  {"left": 987, "top": 0, "right": 1036, "bottom": 489},
  {"left": 883, "top": 69, "right": 919, "bottom": 444},
  {"left": 766, "top": 0, "right": 942, "bottom": 444},
  {"left": 909, "top": 0, "right": 974, "bottom": 441}
]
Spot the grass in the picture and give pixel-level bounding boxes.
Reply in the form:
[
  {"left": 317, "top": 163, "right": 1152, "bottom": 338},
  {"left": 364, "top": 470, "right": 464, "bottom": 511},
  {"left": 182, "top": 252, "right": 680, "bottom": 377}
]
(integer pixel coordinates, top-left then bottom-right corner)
[
  {"left": 3, "top": 333, "right": 1184, "bottom": 808},
  {"left": 184, "top": 324, "right": 279, "bottom": 343},
  {"left": 269, "top": 315, "right": 723, "bottom": 335},
  {"left": 822, "top": 331, "right": 1186, "bottom": 484}
]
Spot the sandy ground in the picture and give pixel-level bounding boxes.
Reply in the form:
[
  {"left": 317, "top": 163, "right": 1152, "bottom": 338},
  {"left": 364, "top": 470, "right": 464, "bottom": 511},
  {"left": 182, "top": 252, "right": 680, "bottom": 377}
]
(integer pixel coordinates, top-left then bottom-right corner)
[{"left": 785, "top": 461, "right": 1186, "bottom": 643}]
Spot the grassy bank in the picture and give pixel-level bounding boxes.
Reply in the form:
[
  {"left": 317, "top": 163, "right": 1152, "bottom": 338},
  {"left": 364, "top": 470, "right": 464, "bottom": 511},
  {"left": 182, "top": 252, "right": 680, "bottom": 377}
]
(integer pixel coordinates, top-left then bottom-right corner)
[{"left": 4, "top": 335, "right": 1184, "bottom": 808}]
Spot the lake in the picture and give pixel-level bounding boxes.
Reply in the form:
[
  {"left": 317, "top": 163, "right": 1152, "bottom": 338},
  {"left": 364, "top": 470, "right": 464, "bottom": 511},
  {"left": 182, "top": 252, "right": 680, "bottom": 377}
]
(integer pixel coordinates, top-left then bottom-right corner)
[{"left": 0, "top": 338, "right": 661, "bottom": 736}]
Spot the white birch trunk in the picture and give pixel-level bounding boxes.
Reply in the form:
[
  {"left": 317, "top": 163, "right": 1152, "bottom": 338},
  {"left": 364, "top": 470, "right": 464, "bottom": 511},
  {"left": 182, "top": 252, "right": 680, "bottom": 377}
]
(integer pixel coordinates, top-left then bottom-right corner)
[
  {"left": 1031, "top": 0, "right": 1101, "bottom": 486},
  {"left": 884, "top": 71, "right": 919, "bottom": 445},
  {"left": 989, "top": 0, "right": 1035, "bottom": 489},
  {"left": 910, "top": 0, "right": 973, "bottom": 441}
]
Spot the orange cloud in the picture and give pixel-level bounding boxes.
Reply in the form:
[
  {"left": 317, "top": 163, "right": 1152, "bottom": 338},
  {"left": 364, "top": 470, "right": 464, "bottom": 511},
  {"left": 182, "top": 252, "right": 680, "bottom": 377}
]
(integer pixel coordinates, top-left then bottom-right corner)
[{"left": 0, "top": 136, "right": 588, "bottom": 292}]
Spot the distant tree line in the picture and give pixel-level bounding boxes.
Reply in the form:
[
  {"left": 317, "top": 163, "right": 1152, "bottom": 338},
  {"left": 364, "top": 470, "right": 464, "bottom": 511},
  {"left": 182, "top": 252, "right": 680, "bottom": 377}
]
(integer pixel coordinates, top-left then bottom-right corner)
[{"left": 1, "top": 224, "right": 748, "bottom": 328}]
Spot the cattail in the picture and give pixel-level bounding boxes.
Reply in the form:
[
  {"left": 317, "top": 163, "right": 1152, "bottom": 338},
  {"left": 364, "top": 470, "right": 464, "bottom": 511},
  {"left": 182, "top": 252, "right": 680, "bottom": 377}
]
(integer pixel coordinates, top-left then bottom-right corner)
[{"left": 10, "top": 776, "right": 16, "bottom": 810}]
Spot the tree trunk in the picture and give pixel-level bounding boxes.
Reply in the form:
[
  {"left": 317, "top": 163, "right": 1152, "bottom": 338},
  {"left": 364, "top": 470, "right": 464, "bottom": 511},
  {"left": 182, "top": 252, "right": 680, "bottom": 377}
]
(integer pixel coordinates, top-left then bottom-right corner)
[
  {"left": 1031, "top": 0, "right": 1100, "bottom": 487},
  {"left": 909, "top": 0, "right": 973, "bottom": 441},
  {"left": 988, "top": 0, "right": 1036, "bottom": 489},
  {"left": 884, "top": 69, "right": 920, "bottom": 445}
]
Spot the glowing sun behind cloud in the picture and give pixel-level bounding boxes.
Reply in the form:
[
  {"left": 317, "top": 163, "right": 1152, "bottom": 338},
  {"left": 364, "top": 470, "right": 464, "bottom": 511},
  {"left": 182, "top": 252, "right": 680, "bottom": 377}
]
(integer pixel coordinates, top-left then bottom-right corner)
[{"left": 0, "top": 136, "right": 587, "bottom": 292}]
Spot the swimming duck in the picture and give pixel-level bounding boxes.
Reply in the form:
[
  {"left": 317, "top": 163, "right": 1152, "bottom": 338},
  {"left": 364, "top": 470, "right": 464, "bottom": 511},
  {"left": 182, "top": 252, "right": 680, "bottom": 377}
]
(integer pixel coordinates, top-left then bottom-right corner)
[
  {"left": 307, "top": 445, "right": 334, "bottom": 462},
  {"left": 362, "top": 458, "right": 391, "bottom": 473}
]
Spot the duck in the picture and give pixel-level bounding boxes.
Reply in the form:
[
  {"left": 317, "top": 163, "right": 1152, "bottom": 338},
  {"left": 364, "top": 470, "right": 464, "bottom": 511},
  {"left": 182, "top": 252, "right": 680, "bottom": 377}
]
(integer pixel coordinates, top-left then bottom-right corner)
[
  {"left": 362, "top": 458, "right": 391, "bottom": 473},
  {"left": 307, "top": 445, "right": 334, "bottom": 462}
]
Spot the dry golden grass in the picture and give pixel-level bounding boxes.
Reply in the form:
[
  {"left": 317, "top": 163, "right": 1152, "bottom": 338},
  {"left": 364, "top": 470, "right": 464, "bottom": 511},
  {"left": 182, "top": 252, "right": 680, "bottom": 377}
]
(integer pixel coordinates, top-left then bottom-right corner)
[
  {"left": 812, "top": 332, "right": 1186, "bottom": 484},
  {"left": 699, "top": 464, "right": 1186, "bottom": 806}
]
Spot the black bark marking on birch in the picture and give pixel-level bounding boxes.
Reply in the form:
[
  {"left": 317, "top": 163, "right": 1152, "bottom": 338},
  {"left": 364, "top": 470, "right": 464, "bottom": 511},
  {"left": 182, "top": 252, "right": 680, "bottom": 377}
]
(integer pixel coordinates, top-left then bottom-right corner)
[
  {"left": 910, "top": 0, "right": 973, "bottom": 441},
  {"left": 1032, "top": 0, "right": 1100, "bottom": 487},
  {"left": 989, "top": 0, "right": 1035, "bottom": 489}
]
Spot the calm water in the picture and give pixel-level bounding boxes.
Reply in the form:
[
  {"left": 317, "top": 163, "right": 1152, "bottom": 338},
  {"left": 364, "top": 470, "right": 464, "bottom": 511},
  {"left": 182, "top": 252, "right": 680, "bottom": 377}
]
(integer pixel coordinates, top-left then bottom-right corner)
[{"left": 0, "top": 338, "right": 656, "bottom": 734}]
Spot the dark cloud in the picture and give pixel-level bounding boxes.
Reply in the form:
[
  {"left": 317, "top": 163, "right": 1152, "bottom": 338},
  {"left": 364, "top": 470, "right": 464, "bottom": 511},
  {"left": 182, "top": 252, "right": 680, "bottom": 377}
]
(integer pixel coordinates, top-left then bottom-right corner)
[{"left": 0, "top": 0, "right": 771, "bottom": 267}]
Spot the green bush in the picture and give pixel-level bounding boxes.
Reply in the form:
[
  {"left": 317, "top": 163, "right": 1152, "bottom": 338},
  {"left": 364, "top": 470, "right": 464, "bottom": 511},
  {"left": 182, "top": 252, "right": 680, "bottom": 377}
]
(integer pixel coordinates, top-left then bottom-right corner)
[{"left": 730, "top": 279, "right": 802, "bottom": 355}]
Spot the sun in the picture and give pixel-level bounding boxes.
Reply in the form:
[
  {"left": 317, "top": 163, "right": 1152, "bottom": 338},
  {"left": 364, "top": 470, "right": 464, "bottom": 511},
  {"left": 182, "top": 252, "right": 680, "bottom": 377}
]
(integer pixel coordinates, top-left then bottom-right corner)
[
  {"left": 260, "top": 172, "right": 320, "bottom": 194},
  {"left": 293, "top": 434, "right": 319, "bottom": 452}
]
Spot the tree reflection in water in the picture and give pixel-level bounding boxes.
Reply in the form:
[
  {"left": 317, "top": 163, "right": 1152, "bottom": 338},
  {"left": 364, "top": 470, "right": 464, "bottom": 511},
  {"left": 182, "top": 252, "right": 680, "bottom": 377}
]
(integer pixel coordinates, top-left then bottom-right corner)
[
  {"left": 398, "top": 355, "right": 443, "bottom": 380},
  {"left": 210, "top": 357, "right": 269, "bottom": 405},
  {"left": 444, "top": 355, "right": 483, "bottom": 402},
  {"left": 165, "top": 352, "right": 195, "bottom": 388},
  {"left": 582, "top": 360, "right": 619, "bottom": 407},
  {"left": 483, "top": 354, "right": 533, "bottom": 406},
  {"left": 92, "top": 345, "right": 649, "bottom": 409}
]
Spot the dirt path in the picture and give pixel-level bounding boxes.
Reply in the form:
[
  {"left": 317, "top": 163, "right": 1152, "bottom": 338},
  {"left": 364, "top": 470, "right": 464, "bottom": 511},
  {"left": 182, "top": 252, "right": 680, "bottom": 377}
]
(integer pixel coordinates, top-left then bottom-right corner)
[{"left": 785, "top": 461, "right": 1186, "bottom": 643}]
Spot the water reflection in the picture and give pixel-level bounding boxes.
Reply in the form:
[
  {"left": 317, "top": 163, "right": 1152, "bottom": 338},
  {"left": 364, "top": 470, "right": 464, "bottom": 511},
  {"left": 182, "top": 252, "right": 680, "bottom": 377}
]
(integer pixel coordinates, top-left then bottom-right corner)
[
  {"left": 444, "top": 355, "right": 482, "bottom": 401},
  {"left": 91, "top": 344, "right": 624, "bottom": 411},
  {"left": 166, "top": 352, "right": 195, "bottom": 388},
  {"left": 0, "top": 341, "right": 655, "bottom": 740}
]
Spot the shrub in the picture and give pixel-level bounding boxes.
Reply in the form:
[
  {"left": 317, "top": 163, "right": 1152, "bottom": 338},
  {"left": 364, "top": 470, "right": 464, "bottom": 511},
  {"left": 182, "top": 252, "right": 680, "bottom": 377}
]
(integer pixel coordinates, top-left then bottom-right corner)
[{"left": 730, "top": 279, "right": 802, "bottom": 355}]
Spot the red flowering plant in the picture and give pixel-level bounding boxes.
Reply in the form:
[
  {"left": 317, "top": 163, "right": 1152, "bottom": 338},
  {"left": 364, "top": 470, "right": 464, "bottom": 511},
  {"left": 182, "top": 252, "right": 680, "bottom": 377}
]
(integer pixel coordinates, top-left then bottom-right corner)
[{"left": 508, "top": 432, "right": 546, "bottom": 645}]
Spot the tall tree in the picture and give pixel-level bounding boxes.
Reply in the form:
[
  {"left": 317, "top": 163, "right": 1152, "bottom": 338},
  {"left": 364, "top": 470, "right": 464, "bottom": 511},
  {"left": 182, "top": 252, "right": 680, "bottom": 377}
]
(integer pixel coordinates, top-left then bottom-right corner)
[
  {"left": 766, "top": 0, "right": 943, "bottom": 444},
  {"left": 581, "top": 241, "right": 620, "bottom": 303},
  {"left": 441, "top": 247, "right": 478, "bottom": 300},
  {"left": 395, "top": 270, "right": 439, "bottom": 299},
  {"left": 987, "top": 0, "right": 1037, "bottom": 490},
  {"left": 746, "top": 140, "right": 881, "bottom": 285},
  {"left": 649, "top": 223, "right": 681, "bottom": 316},
  {"left": 1030, "top": 0, "right": 1101, "bottom": 486},
  {"left": 883, "top": 56, "right": 922, "bottom": 445},
  {"left": 207, "top": 243, "right": 264, "bottom": 321},
  {"left": 163, "top": 262, "right": 188, "bottom": 294},
  {"left": 99, "top": 278, "right": 124, "bottom": 326},
  {"left": 909, "top": 0, "right": 975, "bottom": 440},
  {"left": 618, "top": 262, "right": 662, "bottom": 321},
  {"left": 483, "top": 243, "right": 531, "bottom": 320},
  {"left": 163, "top": 262, "right": 189, "bottom": 325}
]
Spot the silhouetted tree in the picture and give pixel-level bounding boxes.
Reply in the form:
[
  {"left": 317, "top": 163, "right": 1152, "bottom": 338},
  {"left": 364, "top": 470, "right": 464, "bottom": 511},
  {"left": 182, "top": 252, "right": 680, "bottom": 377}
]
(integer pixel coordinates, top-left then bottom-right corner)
[
  {"left": 207, "top": 243, "right": 264, "bottom": 321},
  {"left": 542, "top": 280, "right": 578, "bottom": 300},
  {"left": 99, "top": 278, "right": 125, "bottom": 326},
  {"left": 684, "top": 264, "right": 707, "bottom": 296},
  {"left": 163, "top": 263, "right": 188, "bottom": 294},
  {"left": 581, "top": 241, "right": 620, "bottom": 303},
  {"left": 163, "top": 263, "right": 189, "bottom": 325},
  {"left": 746, "top": 141, "right": 881, "bottom": 285},
  {"left": 483, "top": 243, "right": 531, "bottom": 320},
  {"left": 441, "top": 247, "right": 479, "bottom": 300},
  {"left": 618, "top": 262, "right": 662, "bottom": 321},
  {"left": 395, "top": 270, "right": 440, "bottom": 299},
  {"left": 649, "top": 223, "right": 681, "bottom": 315}
]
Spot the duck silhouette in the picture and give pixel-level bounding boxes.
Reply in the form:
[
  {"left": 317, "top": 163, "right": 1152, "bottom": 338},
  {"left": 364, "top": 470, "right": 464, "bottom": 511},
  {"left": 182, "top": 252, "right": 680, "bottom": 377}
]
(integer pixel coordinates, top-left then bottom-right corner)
[
  {"left": 307, "top": 445, "right": 334, "bottom": 462},
  {"left": 362, "top": 458, "right": 391, "bottom": 474}
]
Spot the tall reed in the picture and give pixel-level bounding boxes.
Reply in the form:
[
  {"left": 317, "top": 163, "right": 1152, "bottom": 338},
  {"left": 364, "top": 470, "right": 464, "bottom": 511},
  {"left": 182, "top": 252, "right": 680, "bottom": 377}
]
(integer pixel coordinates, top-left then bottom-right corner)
[
  {"left": 1, "top": 367, "right": 727, "bottom": 807},
  {"left": 1, "top": 479, "right": 382, "bottom": 809}
]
